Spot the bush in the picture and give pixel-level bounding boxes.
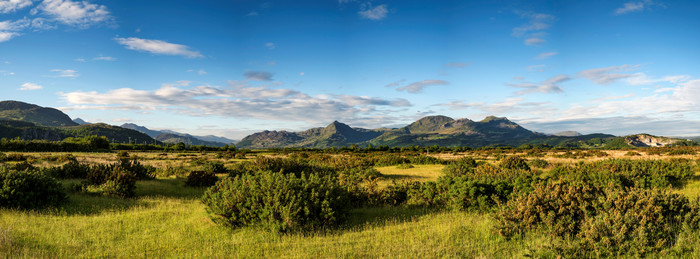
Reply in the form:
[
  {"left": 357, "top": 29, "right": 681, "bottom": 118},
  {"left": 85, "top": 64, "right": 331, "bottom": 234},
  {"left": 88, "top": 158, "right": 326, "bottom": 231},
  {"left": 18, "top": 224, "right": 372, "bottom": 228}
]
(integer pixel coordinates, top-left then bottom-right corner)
[
  {"left": 0, "top": 168, "right": 67, "bottom": 209},
  {"left": 442, "top": 157, "right": 478, "bottom": 177},
  {"left": 495, "top": 180, "right": 602, "bottom": 239},
  {"left": 396, "top": 163, "right": 415, "bottom": 169},
  {"left": 115, "top": 151, "right": 155, "bottom": 180},
  {"left": 576, "top": 188, "right": 700, "bottom": 257},
  {"left": 202, "top": 161, "right": 228, "bottom": 175},
  {"left": 202, "top": 171, "right": 349, "bottom": 232},
  {"left": 528, "top": 158, "right": 550, "bottom": 168},
  {"left": 500, "top": 156, "right": 530, "bottom": 171},
  {"left": 185, "top": 171, "right": 219, "bottom": 187},
  {"left": 43, "top": 160, "right": 90, "bottom": 179},
  {"left": 84, "top": 164, "right": 137, "bottom": 198}
]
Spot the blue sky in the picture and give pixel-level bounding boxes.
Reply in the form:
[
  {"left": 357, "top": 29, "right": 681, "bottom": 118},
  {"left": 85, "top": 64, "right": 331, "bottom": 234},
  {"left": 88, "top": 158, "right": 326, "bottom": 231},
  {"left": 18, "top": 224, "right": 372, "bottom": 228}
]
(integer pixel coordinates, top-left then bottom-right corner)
[{"left": 2, "top": 0, "right": 700, "bottom": 139}]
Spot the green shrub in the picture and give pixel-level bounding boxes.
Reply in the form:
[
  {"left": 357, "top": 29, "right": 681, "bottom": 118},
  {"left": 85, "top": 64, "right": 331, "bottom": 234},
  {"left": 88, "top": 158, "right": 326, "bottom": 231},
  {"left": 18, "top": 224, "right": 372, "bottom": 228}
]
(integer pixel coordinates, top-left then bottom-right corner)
[
  {"left": 396, "top": 163, "right": 415, "bottom": 169},
  {"left": 229, "top": 156, "right": 333, "bottom": 178},
  {"left": 442, "top": 157, "right": 478, "bottom": 177},
  {"left": 84, "top": 164, "right": 137, "bottom": 198},
  {"left": 202, "top": 161, "right": 228, "bottom": 174},
  {"left": 43, "top": 160, "right": 91, "bottom": 179},
  {"left": 576, "top": 188, "right": 700, "bottom": 257},
  {"left": 185, "top": 171, "right": 219, "bottom": 187},
  {"left": 495, "top": 180, "right": 602, "bottom": 239},
  {"left": 500, "top": 156, "right": 530, "bottom": 171},
  {"left": 668, "top": 149, "right": 696, "bottom": 156},
  {"left": 115, "top": 151, "right": 155, "bottom": 180},
  {"left": 625, "top": 151, "right": 640, "bottom": 156},
  {"left": 0, "top": 168, "right": 67, "bottom": 209},
  {"left": 202, "top": 171, "right": 349, "bottom": 232},
  {"left": 528, "top": 158, "right": 550, "bottom": 168}
]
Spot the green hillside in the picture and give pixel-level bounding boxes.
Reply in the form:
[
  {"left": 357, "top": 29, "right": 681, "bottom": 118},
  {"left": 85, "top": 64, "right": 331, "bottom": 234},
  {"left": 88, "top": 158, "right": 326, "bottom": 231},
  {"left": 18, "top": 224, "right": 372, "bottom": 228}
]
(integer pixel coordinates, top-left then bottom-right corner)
[{"left": 0, "top": 100, "right": 78, "bottom": 127}]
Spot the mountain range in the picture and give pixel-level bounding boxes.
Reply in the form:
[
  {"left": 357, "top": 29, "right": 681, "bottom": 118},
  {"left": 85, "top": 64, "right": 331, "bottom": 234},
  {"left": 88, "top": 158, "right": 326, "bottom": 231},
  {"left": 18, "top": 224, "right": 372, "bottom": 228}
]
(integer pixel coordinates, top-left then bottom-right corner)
[
  {"left": 0, "top": 100, "right": 696, "bottom": 149},
  {"left": 235, "top": 115, "right": 630, "bottom": 148},
  {"left": 119, "top": 123, "right": 236, "bottom": 147}
]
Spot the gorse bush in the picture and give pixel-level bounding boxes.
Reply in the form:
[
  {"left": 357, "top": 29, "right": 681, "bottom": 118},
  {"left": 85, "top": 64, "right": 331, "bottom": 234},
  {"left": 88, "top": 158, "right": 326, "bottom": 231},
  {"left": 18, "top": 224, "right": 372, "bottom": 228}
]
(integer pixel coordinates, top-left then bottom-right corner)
[
  {"left": 185, "top": 171, "right": 219, "bottom": 187},
  {"left": 0, "top": 167, "right": 67, "bottom": 209},
  {"left": 442, "top": 157, "right": 478, "bottom": 178},
  {"left": 43, "top": 160, "right": 90, "bottom": 179},
  {"left": 495, "top": 180, "right": 602, "bottom": 239},
  {"left": 84, "top": 164, "right": 137, "bottom": 198},
  {"left": 500, "top": 156, "right": 530, "bottom": 171},
  {"left": 551, "top": 159, "right": 695, "bottom": 189},
  {"left": 528, "top": 158, "right": 549, "bottom": 168},
  {"left": 202, "top": 170, "right": 349, "bottom": 232},
  {"left": 576, "top": 188, "right": 700, "bottom": 257},
  {"left": 115, "top": 151, "right": 156, "bottom": 180}
]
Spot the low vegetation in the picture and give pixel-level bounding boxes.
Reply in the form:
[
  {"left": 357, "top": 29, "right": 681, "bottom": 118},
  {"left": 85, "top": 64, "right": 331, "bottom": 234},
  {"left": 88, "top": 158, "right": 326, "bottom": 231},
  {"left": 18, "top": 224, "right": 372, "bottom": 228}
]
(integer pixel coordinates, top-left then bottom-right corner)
[{"left": 1, "top": 147, "right": 700, "bottom": 257}]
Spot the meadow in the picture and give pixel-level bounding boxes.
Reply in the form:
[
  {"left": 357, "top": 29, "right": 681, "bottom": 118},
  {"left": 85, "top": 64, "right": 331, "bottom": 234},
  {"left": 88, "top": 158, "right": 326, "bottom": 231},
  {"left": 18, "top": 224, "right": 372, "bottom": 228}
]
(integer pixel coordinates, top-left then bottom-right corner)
[{"left": 1, "top": 147, "right": 700, "bottom": 258}]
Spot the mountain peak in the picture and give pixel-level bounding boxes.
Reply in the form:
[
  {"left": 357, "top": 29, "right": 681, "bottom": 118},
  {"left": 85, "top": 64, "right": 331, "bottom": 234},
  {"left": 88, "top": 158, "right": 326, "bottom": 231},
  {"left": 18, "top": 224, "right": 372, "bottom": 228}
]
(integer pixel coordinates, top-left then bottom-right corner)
[
  {"left": 407, "top": 115, "right": 454, "bottom": 133},
  {"left": 480, "top": 116, "right": 510, "bottom": 123}
]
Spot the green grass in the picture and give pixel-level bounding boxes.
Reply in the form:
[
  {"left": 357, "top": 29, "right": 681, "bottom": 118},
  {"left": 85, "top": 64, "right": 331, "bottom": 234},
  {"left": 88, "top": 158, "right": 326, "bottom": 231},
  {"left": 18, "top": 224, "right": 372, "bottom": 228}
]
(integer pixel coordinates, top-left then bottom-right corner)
[
  {"left": 4, "top": 161, "right": 700, "bottom": 257},
  {"left": 375, "top": 164, "right": 443, "bottom": 188},
  {"left": 0, "top": 176, "right": 542, "bottom": 258}
]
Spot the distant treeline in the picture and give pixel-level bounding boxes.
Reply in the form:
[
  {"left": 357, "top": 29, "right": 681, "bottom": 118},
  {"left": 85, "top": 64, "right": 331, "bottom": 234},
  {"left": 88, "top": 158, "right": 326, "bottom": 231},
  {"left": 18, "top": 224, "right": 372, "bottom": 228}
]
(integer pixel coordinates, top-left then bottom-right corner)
[
  {"left": 0, "top": 135, "right": 696, "bottom": 152},
  {"left": 0, "top": 136, "right": 238, "bottom": 152}
]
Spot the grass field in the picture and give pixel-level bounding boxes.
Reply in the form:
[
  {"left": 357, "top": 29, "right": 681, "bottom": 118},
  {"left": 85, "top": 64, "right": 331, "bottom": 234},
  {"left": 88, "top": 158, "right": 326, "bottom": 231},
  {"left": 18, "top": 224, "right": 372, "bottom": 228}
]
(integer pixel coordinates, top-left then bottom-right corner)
[{"left": 2, "top": 151, "right": 700, "bottom": 258}]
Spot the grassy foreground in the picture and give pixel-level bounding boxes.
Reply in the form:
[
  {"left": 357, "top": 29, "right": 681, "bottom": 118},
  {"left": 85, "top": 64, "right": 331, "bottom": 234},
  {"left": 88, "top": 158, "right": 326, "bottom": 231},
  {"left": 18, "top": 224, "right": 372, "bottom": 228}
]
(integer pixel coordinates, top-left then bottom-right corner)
[
  {"left": 3, "top": 158, "right": 700, "bottom": 258},
  {"left": 2, "top": 178, "right": 536, "bottom": 258}
]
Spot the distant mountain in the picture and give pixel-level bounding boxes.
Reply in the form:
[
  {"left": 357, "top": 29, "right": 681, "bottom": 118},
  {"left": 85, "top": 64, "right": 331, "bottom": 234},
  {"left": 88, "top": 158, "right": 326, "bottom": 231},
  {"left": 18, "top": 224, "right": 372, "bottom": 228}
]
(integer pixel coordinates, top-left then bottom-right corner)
[
  {"left": 73, "top": 118, "right": 89, "bottom": 125},
  {"left": 121, "top": 123, "right": 233, "bottom": 147},
  {"left": 196, "top": 135, "right": 238, "bottom": 144},
  {"left": 0, "top": 100, "right": 78, "bottom": 127},
  {"left": 237, "top": 121, "right": 387, "bottom": 148},
  {"left": 551, "top": 131, "right": 582, "bottom": 137},
  {"left": 155, "top": 133, "right": 231, "bottom": 147},
  {"left": 0, "top": 119, "right": 157, "bottom": 144}
]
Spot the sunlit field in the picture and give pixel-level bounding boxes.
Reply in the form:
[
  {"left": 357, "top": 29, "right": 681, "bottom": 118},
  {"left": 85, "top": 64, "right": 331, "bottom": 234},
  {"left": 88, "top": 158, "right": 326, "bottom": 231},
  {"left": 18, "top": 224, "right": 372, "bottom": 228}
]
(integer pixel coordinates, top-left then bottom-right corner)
[{"left": 2, "top": 148, "right": 700, "bottom": 258}]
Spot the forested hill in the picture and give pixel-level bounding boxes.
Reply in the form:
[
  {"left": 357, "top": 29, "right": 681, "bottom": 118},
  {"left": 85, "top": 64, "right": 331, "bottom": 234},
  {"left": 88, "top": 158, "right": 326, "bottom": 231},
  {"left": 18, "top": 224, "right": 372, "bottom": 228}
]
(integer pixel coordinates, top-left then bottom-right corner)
[{"left": 0, "top": 100, "right": 78, "bottom": 127}]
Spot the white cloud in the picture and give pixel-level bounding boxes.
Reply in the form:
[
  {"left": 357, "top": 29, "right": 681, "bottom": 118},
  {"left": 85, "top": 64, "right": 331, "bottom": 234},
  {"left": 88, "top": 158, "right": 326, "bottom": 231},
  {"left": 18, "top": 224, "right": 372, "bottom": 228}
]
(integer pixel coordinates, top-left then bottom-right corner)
[
  {"left": 59, "top": 82, "right": 413, "bottom": 126},
  {"left": 19, "top": 82, "right": 42, "bottom": 90},
  {"left": 358, "top": 4, "right": 388, "bottom": 20},
  {"left": 512, "top": 12, "right": 554, "bottom": 46},
  {"left": 265, "top": 42, "right": 275, "bottom": 50},
  {"left": 111, "top": 118, "right": 133, "bottom": 123},
  {"left": 626, "top": 73, "right": 691, "bottom": 86},
  {"left": 0, "top": 0, "right": 32, "bottom": 13},
  {"left": 437, "top": 100, "right": 483, "bottom": 111},
  {"left": 535, "top": 52, "right": 558, "bottom": 59},
  {"left": 0, "top": 70, "right": 15, "bottom": 76},
  {"left": 527, "top": 65, "right": 547, "bottom": 72},
  {"left": 50, "top": 69, "right": 78, "bottom": 78},
  {"left": 114, "top": 37, "right": 203, "bottom": 58},
  {"left": 578, "top": 64, "right": 639, "bottom": 84},
  {"left": 615, "top": 0, "right": 661, "bottom": 15},
  {"left": 0, "top": 31, "right": 18, "bottom": 42},
  {"left": 37, "top": 0, "right": 112, "bottom": 27},
  {"left": 507, "top": 75, "right": 569, "bottom": 95},
  {"left": 93, "top": 55, "right": 116, "bottom": 61},
  {"left": 388, "top": 79, "right": 449, "bottom": 93}
]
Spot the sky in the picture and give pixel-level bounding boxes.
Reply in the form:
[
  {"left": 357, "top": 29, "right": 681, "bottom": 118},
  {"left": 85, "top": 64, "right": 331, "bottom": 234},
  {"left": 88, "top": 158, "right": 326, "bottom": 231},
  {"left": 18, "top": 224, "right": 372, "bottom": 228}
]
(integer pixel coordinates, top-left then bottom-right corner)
[{"left": 1, "top": 0, "right": 700, "bottom": 139}]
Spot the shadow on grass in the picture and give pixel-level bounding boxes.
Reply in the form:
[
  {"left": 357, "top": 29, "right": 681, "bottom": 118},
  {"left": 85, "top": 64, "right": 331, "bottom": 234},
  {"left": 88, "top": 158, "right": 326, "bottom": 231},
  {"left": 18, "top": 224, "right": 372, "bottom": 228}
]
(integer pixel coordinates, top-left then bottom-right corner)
[
  {"left": 134, "top": 178, "right": 207, "bottom": 199},
  {"left": 42, "top": 178, "right": 208, "bottom": 216},
  {"left": 344, "top": 205, "right": 436, "bottom": 230},
  {"left": 381, "top": 174, "right": 425, "bottom": 182}
]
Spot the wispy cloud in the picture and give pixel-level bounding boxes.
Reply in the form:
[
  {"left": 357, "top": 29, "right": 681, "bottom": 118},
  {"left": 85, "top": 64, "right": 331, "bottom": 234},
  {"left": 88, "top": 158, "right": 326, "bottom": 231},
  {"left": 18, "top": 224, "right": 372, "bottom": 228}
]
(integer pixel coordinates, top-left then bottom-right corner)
[
  {"left": 507, "top": 75, "right": 569, "bottom": 95},
  {"left": 59, "top": 82, "right": 413, "bottom": 126},
  {"left": 19, "top": 82, "right": 42, "bottom": 90},
  {"left": 114, "top": 37, "right": 203, "bottom": 58},
  {"left": 0, "top": 70, "right": 15, "bottom": 76},
  {"left": 578, "top": 64, "right": 638, "bottom": 84},
  {"left": 615, "top": 0, "right": 662, "bottom": 15},
  {"left": 388, "top": 79, "right": 449, "bottom": 93},
  {"left": 243, "top": 71, "right": 274, "bottom": 81},
  {"left": 36, "top": 0, "right": 113, "bottom": 28},
  {"left": 265, "top": 42, "right": 275, "bottom": 50},
  {"left": 93, "top": 55, "right": 116, "bottom": 61},
  {"left": 512, "top": 12, "right": 555, "bottom": 46},
  {"left": 535, "top": 52, "right": 558, "bottom": 59},
  {"left": 50, "top": 69, "right": 78, "bottom": 78},
  {"left": 359, "top": 4, "right": 388, "bottom": 20},
  {"left": 0, "top": 0, "right": 32, "bottom": 14}
]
